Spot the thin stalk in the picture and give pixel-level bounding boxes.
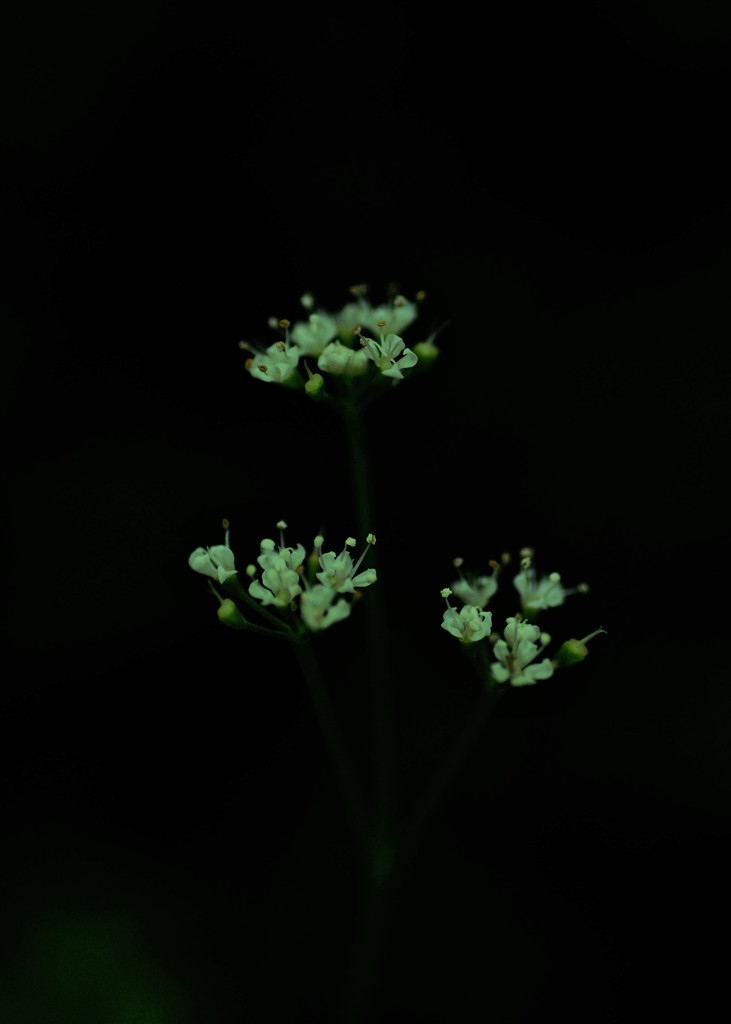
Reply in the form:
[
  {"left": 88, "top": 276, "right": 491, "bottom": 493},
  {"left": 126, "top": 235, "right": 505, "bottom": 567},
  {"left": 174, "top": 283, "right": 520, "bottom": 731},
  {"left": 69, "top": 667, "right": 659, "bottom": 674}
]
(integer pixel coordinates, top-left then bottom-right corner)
[
  {"left": 340, "top": 400, "right": 397, "bottom": 863},
  {"left": 338, "top": 870, "right": 398, "bottom": 1024},
  {"left": 293, "top": 637, "right": 369, "bottom": 852},
  {"left": 399, "top": 681, "right": 502, "bottom": 866}
]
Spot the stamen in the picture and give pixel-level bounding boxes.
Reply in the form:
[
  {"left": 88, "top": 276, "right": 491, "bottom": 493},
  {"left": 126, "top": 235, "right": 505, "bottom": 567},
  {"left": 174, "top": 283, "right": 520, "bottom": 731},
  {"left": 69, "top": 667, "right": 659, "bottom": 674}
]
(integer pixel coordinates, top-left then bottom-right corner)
[
  {"left": 276, "top": 520, "right": 287, "bottom": 549},
  {"left": 577, "top": 627, "right": 607, "bottom": 645},
  {"left": 350, "top": 534, "right": 375, "bottom": 576}
]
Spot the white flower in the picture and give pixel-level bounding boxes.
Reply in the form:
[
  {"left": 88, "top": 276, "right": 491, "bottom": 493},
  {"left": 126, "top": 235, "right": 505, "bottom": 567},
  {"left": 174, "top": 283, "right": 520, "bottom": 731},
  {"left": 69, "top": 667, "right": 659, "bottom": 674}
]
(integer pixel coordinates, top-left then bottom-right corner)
[
  {"left": 300, "top": 584, "right": 352, "bottom": 631},
  {"left": 440, "top": 588, "right": 492, "bottom": 643},
  {"left": 248, "top": 559, "right": 303, "bottom": 607},
  {"left": 316, "top": 535, "right": 377, "bottom": 594},
  {"left": 248, "top": 530, "right": 306, "bottom": 607},
  {"left": 359, "top": 296, "right": 418, "bottom": 337},
  {"left": 451, "top": 574, "right": 498, "bottom": 609},
  {"left": 361, "top": 333, "right": 418, "bottom": 380},
  {"left": 245, "top": 340, "right": 300, "bottom": 383},
  {"left": 317, "top": 340, "right": 369, "bottom": 376},
  {"left": 513, "top": 569, "right": 569, "bottom": 612},
  {"left": 491, "top": 617, "right": 554, "bottom": 687},
  {"left": 188, "top": 530, "right": 238, "bottom": 583},
  {"left": 333, "top": 300, "right": 371, "bottom": 341},
  {"left": 291, "top": 313, "right": 338, "bottom": 356}
]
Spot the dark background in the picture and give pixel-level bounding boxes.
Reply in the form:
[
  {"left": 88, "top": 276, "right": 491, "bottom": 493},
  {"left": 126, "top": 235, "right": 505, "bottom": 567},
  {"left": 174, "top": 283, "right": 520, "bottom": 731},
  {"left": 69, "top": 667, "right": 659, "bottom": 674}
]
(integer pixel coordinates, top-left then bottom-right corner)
[{"left": 3, "top": 3, "right": 731, "bottom": 1021}]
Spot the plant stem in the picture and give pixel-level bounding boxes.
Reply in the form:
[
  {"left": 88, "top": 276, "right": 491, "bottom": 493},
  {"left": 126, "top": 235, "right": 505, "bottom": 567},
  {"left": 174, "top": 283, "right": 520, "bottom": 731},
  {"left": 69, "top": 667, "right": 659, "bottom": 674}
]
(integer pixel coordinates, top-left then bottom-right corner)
[
  {"left": 338, "top": 870, "right": 398, "bottom": 1024},
  {"left": 399, "top": 682, "right": 502, "bottom": 866},
  {"left": 293, "top": 637, "right": 368, "bottom": 852},
  {"left": 340, "top": 400, "right": 398, "bottom": 852}
]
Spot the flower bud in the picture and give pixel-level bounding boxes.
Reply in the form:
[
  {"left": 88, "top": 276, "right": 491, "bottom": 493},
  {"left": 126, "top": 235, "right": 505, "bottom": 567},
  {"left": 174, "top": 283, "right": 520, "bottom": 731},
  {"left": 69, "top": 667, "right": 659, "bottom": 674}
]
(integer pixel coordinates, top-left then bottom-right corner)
[
  {"left": 305, "top": 371, "right": 325, "bottom": 397},
  {"left": 554, "top": 628, "right": 607, "bottom": 667},
  {"left": 217, "top": 599, "right": 248, "bottom": 630},
  {"left": 412, "top": 337, "right": 439, "bottom": 368}
]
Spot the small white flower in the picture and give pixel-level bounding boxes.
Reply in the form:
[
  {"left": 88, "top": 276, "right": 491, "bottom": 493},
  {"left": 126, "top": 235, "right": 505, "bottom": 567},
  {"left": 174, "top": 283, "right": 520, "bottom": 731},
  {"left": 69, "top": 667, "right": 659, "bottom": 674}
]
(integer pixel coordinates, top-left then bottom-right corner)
[
  {"left": 440, "top": 589, "right": 492, "bottom": 643},
  {"left": 245, "top": 340, "right": 300, "bottom": 383},
  {"left": 316, "top": 536, "right": 377, "bottom": 593},
  {"left": 451, "top": 572, "right": 498, "bottom": 609},
  {"left": 248, "top": 527, "right": 306, "bottom": 607},
  {"left": 188, "top": 529, "right": 237, "bottom": 584},
  {"left": 300, "top": 584, "right": 352, "bottom": 631},
  {"left": 361, "top": 333, "right": 418, "bottom": 380},
  {"left": 513, "top": 569, "right": 569, "bottom": 612},
  {"left": 360, "top": 296, "right": 418, "bottom": 336},
  {"left": 333, "top": 299, "right": 371, "bottom": 341},
  {"left": 491, "top": 617, "right": 554, "bottom": 687},
  {"left": 248, "top": 559, "right": 303, "bottom": 607},
  {"left": 317, "top": 340, "right": 369, "bottom": 376},
  {"left": 291, "top": 313, "right": 338, "bottom": 356}
]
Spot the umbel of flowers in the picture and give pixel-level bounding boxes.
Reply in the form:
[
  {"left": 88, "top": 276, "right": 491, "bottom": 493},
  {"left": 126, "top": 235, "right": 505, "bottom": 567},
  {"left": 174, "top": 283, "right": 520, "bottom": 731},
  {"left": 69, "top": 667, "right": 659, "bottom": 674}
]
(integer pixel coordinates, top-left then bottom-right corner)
[
  {"left": 440, "top": 549, "right": 605, "bottom": 688},
  {"left": 189, "top": 521, "right": 377, "bottom": 639},
  {"left": 239, "top": 284, "right": 440, "bottom": 404}
]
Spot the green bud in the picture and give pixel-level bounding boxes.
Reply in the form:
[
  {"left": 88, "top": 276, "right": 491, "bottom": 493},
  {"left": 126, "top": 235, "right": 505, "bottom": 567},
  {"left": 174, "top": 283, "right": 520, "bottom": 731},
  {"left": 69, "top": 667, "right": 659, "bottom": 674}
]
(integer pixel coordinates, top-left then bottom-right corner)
[
  {"left": 412, "top": 338, "right": 439, "bottom": 368},
  {"left": 554, "top": 628, "right": 607, "bottom": 668},
  {"left": 555, "top": 639, "right": 589, "bottom": 667},
  {"left": 217, "top": 598, "right": 248, "bottom": 630},
  {"left": 305, "top": 372, "right": 325, "bottom": 397}
]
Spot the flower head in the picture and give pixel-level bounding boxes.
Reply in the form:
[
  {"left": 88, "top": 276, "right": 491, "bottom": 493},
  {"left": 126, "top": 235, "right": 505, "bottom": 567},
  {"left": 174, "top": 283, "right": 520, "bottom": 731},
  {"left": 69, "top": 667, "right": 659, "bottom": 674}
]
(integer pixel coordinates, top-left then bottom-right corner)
[
  {"left": 316, "top": 535, "right": 377, "bottom": 593},
  {"left": 491, "top": 616, "right": 554, "bottom": 687},
  {"left": 248, "top": 524, "right": 306, "bottom": 607},
  {"left": 193, "top": 520, "right": 379, "bottom": 636},
  {"left": 440, "top": 588, "right": 492, "bottom": 643}
]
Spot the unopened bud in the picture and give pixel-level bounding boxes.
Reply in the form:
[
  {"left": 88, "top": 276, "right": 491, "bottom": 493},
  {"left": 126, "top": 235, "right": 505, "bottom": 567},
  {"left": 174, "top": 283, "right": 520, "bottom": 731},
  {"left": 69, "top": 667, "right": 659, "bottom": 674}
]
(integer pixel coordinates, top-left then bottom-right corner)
[
  {"left": 217, "top": 599, "right": 248, "bottom": 630},
  {"left": 412, "top": 337, "right": 439, "bottom": 367},
  {"left": 555, "top": 628, "right": 607, "bottom": 667},
  {"left": 305, "top": 371, "right": 325, "bottom": 397}
]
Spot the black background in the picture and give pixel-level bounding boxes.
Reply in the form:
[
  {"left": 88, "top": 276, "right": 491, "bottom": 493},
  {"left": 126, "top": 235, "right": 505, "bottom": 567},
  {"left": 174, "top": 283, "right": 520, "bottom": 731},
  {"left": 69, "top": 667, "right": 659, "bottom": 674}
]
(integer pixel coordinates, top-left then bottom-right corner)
[{"left": 4, "top": 3, "right": 731, "bottom": 1021}]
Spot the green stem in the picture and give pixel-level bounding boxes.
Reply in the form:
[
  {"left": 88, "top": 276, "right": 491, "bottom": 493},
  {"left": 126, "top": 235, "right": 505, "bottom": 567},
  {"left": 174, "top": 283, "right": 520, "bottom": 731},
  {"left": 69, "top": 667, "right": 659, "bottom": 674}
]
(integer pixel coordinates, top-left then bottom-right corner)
[
  {"left": 399, "top": 681, "right": 502, "bottom": 866},
  {"left": 293, "top": 638, "right": 369, "bottom": 851},
  {"left": 225, "top": 578, "right": 292, "bottom": 632},
  {"left": 238, "top": 620, "right": 295, "bottom": 640},
  {"left": 340, "top": 400, "right": 398, "bottom": 853},
  {"left": 338, "top": 871, "right": 398, "bottom": 1024}
]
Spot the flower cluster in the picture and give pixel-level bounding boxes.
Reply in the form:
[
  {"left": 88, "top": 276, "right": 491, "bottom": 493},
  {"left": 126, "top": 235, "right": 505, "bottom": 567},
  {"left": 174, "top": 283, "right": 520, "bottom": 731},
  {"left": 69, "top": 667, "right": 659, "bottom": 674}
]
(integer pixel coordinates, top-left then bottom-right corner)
[
  {"left": 440, "top": 548, "right": 603, "bottom": 688},
  {"left": 240, "top": 286, "right": 438, "bottom": 398},
  {"left": 189, "top": 521, "right": 377, "bottom": 636}
]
